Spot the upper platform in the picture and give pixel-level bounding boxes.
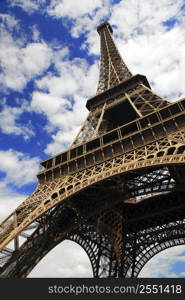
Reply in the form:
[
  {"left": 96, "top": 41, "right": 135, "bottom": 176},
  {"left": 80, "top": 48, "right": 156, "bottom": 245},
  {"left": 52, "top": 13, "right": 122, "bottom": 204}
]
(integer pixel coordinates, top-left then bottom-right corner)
[{"left": 86, "top": 74, "right": 151, "bottom": 111}]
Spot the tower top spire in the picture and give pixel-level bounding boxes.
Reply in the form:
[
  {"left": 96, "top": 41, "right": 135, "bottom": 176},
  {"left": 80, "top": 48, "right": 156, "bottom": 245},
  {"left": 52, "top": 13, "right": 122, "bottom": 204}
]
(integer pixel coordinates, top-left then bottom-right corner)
[
  {"left": 96, "top": 21, "right": 132, "bottom": 94},
  {"left": 97, "top": 21, "right": 113, "bottom": 34}
]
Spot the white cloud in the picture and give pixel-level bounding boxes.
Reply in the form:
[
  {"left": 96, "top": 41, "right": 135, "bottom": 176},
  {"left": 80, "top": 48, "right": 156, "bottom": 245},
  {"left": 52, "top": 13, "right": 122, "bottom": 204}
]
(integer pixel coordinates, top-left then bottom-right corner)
[
  {"left": 0, "top": 11, "right": 74, "bottom": 96},
  {"left": 32, "top": 92, "right": 68, "bottom": 116},
  {"left": 28, "top": 0, "right": 185, "bottom": 156},
  {"left": 70, "top": 2, "right": 112, "bottom": 48},
  {"left": 29, "top": 240, "right": 93, "bottom": 278},
  {"left": 46, "top": 0, "right": 185, "bottom": 100},
  {"left": 46, "top": 0, "right": 112, "bottom": 56},
  {"left": 0, "top": 101, "right": 34, "bottom": 139},
  {"left": 0, "top": 149, "right": 40, "bottom": 187},
  {"left": 0, "top": 29, "right": 53, "bottom": 91},
  {"left": 7, "top": 0, "right": 106, "bottom": 21},
  {"left": 45, "top": 126, "right": 80, "bottom": 155},
  {"left": 35, "top": 57, "right": 98, "bottom": 98},
  {"left": 0, "top": 13, "right": 70, "bottom": 139},
  {"left": 0, "top": 13, "right": 20, "bottom": 31},
  {"left": 0, "top": 182, "right": 26, "bottom": 222},
  {"left": 178, "top": 272, "right": 185, "bottom": 277},
  {"left": 7, "top": 0, "right": 42, "bottom": 14},
  {"left": 0, "top": 13, "right": 54, "bottom": 92},
  {"left": 31, "top": 24, "right": 41, "bottom": 42},
  {"left": 29, "top": 242, "right": 185, "bottom": 278},
  {"left": 140, "top": 245, "right": 185, "bottom": 278},
  {"left": 47, "top": 0, "right": 102, "bottom": 19},
  {"left": 109, "top": 0, "right": 185, "bottom": 99},
  {"left": 110, "top": 0, "right": 184, "bottom": 37},
  {"left": 113, "top": 25, "right": 185, "bottom": 100},
  {"left": 31, "top": 57, "right": 98, "bottom": 155}
]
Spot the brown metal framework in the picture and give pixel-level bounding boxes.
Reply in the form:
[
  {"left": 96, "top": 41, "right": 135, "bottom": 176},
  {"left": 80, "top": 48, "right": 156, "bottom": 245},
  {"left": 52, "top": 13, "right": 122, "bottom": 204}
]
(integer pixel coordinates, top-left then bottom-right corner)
[{"left": 1, "top": 21, "right": 185, "bottom": 278}]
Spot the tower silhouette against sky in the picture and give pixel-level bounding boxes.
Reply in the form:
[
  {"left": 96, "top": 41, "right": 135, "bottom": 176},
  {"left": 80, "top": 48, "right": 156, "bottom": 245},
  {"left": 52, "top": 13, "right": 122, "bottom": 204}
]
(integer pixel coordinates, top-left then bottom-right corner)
[{"left": 1, "top": 21, "right": 185, "bottom": 278}]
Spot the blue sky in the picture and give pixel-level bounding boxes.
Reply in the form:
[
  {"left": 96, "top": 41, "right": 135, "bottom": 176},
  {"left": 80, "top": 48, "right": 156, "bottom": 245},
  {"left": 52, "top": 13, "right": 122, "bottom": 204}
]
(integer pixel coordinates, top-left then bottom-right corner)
[{"left": 0, "top": 0, "right": 185, "bottom": 278}]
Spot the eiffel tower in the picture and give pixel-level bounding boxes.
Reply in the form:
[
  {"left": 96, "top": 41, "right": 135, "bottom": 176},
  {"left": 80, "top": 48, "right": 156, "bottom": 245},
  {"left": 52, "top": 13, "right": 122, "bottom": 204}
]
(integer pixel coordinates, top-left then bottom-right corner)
[{"left": 1, "top": 21, "right": 185, "bottom": 278}]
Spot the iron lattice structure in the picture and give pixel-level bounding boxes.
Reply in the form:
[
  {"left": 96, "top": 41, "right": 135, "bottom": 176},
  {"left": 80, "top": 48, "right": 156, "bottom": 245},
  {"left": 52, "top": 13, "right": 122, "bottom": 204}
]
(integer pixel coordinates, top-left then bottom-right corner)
[{"left": 1, "top": 21, "right": 185, "bottom": 278}]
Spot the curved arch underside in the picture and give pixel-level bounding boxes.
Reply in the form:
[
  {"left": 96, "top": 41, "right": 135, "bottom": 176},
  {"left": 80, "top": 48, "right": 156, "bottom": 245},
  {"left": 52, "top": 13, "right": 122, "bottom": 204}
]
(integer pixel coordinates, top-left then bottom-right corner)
[
  {"left": 1, "top": 186, "right": 185, "bottom": 278},
  {"left": 135, "top": 238, "right": 185, "bottom": 278}
]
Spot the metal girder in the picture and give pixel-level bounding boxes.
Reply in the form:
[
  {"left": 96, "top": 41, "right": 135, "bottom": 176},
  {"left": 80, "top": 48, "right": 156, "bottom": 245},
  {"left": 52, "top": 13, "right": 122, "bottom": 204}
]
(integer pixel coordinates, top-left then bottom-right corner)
[{"left": 1, "top": 21, "right": 185, "bottom": 278}]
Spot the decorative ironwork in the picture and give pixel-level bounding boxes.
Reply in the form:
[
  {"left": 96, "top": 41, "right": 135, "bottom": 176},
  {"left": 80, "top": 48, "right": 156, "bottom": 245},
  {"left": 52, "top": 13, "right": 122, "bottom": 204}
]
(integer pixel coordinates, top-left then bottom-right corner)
[{"left": 0, "top": 22, "right": 185, "bottom": 278}]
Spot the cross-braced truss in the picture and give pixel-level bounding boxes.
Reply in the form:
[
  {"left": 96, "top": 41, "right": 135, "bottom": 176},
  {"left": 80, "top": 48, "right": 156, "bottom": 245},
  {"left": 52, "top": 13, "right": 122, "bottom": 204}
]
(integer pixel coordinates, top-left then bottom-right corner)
[
  {"left": 1, "top": 21, "right": 185, "bottom": 278},
  {"left": 96, "top": 22, "right": 132, "bottom": 95}
]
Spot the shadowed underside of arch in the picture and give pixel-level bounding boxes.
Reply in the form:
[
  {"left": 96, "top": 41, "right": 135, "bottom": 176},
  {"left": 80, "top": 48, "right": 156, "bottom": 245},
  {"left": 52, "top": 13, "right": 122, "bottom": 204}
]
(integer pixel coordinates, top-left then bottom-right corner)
[
  {"left": 136, "top": 238, "right": 185, "bottom": 278},
  {"left": 0, "top": 204, "right": 119, "bottom": 278},
  {"left": 126, "top": 221, "right": 185, "bottom": 278},
  {"left": 1, "top": 185, "right": 185, "bottom": 278}
]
